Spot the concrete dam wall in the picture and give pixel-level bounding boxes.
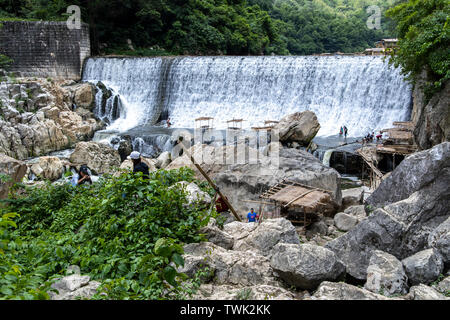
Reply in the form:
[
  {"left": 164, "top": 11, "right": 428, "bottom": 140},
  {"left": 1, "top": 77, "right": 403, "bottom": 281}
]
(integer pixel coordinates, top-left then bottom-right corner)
[{"left": 0, "top": 21, "right": 90, "bottom": 80}]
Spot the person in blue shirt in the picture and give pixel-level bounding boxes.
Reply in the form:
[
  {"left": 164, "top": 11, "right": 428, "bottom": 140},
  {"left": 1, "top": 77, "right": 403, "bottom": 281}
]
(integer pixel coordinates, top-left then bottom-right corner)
[{"left": 247, "top": 208, "right": 258, "bottom": 223}]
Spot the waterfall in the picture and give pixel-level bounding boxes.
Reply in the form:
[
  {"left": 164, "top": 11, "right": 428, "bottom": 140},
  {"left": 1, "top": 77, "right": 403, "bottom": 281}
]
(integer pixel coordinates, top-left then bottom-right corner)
[
  {"left": 322, "top": 149, "right": 334, "bottom": 167},
  {"left": 83, "top": 56, "right": 412, "bottom": 137}
]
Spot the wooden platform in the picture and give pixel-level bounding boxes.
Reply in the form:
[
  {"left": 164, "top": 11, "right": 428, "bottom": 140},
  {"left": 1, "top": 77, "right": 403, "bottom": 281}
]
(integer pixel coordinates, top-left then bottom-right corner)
[
  {"left": 259, "top": 180, "right": 336, "bottom": 223},
  {"left": 376, "top": 144, "right": 417, "bottom": 155}
]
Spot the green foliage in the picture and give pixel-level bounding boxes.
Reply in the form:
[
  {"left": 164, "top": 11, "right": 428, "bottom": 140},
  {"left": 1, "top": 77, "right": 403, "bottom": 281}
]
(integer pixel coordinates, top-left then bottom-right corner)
[
  {"left": 0, "top": 212, "right": 54, "bottom": 299},
  {"left": 250, "top": 0, "right": 399, "bottom": 55},
  {"left": 0, "top": 168, "right": 215, "bottom": 300},
  {"left": 0, "top": 54, "right": 13, "bottom": 70},
  {"left": 1, "top": 0, "right": 399, "bottom": 56},
  {"left": 386, "top": 0, "right": 450, "bottom": 96},
  {"left": 235, "top": 287, "right": 253, "bottom": 300}
]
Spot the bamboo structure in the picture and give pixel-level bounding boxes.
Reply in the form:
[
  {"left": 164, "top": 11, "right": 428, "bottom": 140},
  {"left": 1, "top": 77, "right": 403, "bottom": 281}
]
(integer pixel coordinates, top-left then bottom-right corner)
[
  {"left": 179, "top": 142, "right": 242, "bottom": 222},
  {"left": 258, "top": 180, "right": 335, "bottom": 226}
]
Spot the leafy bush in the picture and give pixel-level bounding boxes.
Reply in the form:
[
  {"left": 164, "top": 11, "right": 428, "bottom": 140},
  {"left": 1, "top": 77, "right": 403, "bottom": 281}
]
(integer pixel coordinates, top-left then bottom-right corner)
[
  {"left": 0, "top": 54, "right": 13, "bottom": 70},
  {"left": 386, "top": 0, "right": 450, "bottom": 97},
  {"left": 0, "top": 168, "right": 215, "bottom": 300}
]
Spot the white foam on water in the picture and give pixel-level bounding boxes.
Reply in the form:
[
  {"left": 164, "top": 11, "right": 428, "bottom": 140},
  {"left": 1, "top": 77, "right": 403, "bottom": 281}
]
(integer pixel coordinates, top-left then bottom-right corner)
[{"left": 83, "top": 56, "right": 412, "bottom": 137}]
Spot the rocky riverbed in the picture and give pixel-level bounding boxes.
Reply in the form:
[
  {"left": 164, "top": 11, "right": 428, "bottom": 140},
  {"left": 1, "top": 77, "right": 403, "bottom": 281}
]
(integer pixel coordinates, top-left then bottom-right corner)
[{"left": 0, "top": 78, "right": 448, "bottom": 300}]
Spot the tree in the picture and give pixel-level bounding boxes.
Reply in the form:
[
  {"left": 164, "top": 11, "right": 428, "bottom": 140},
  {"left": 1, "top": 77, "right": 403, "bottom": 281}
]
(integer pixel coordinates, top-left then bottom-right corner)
[{"left": 386, "top": 0, "right": 450, "bottom": 96}]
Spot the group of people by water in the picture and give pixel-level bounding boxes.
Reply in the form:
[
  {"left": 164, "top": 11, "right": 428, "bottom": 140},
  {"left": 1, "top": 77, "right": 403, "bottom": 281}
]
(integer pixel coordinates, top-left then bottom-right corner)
[
  {"left": 70, "top": 151, "right": 151, "bottom": 187},
  {"left": 362, "top": 131, "right": 383, "bottom": 144},
  {"left": 338, "top": 125, "right": 384, "bottom": 145},
  {"left": 339, "top": 125, "right": 348, "bottom": 138}
]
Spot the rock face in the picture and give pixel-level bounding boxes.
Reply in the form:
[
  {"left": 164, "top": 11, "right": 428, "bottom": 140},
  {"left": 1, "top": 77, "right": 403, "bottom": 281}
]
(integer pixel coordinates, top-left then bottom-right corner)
[
  {"left": 117, "top": 136, "right": 133, "bottom": 162},
  {"left": 215, "top": 147, "right": 342, "bottom": 219},
  {"left": 428, "top": 217, "right": 450, "bottom": 266},
  {"left": 312, "top": 281, "right": 390, "bottom": 300},
  {"left": 49, "top": 267, "right": 101, "bottom": 300},
  {"left": 73, "top": 83, "right": 95, "bottom": 109},
  {"left": 119, "top": 158, "right": 157, "bottom": 173},
  {"left": 364, "top": 250, "right": 409, "bottom": 296},
  {"left": 341, "top": 188, "right": 365, "bottom": 210},
  {"left": 273, "top": 111, "right": 320, "bottom": 145},
  {"left": 406, "top": 284, "right": 448, "bottom": 300},
  {"left": 402, "top": 249, "right": 444, "bottom": 286},
  {"left": 270, "top": 243, "right": 345, "bottom": 289},
  {"left": 412, "top": 76, "right": 450, "bottom": 151},
  {"left": 366, "top": 142, "right": 449, "bottom": 208},
  {"left": 199, "top": 219, "right": 234, "bottom": 250},
  {"left": 69, "top": 142, "right": 121, "bottom": 175},
  {"left": 194, "top": 284, "right": 295, "bottom": 300},
  {"left": 433, "top": 276, "right": 450, "bottom": 295},
  {"left": 0, "top": 155, "right": 27, "bottom": 199},
  {"left": 155, "top": 151, "right": 172, "bottom": 169},
  {"left": 180, "top": 242, "right": 278, "bottom": 287},
  {"left": 171, "top": 181, "right": 212, "bottom": 206},
  {"left": 343, "top": 205, "right": 366, "bottom": 220},
  {"left": 30, "top": 156, "right": 64, "bottom": 181},
  {"left": 167, "top": 143, "right": 341, "bottom": 219},
  {"left": 224, "top": 218, "right": 300, "bottom": 257},
  {"left": 0, "top": 80, "right": 103, "bottom": 160},
  {"left": 326, "top": 142, "right": 450, "bottom": 280},
  {"left": 334, "top": 212, "right": 359, "bottom": 232}
]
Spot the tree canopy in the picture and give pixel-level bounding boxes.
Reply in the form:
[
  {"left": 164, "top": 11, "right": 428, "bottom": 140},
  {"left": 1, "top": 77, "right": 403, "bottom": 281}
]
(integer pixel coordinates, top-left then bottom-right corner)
[
  {"left": 0, "top": 0, "right": 399, "bottom": 56},
  {"left": 386, "top": 0, "right": 450, "bottom": 95}
]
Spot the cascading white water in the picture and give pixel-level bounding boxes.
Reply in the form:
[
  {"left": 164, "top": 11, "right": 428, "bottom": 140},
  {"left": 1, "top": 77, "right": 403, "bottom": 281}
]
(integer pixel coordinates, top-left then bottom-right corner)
[
  {"left": 322, "top": 149, "right": 335, "bottom": 167},
  {"left": 83, "top": 56, "right": 412, "bottom": 137},
  {"left": 83, "top": 58, "right": 168, "bottom": 131}
]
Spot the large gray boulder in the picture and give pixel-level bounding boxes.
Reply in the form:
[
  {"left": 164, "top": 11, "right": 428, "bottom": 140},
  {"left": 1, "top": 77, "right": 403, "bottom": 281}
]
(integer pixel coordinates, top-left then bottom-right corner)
[
  {"left": 49, "top": 272, "right": 101, "bottom": 300},
  {"left": 273, "top": 111, "right": 320, "bottom": 145},
  {"left": 406, "top": 284, "right": 448, "bottom": 300},
  {"left": 270, "top": 243, "right": 345, "bottom": 290},
  {"left": 325, "top": 208, "right": 404, "bottom": 280},
  {"left": 364, "top": 250, "right": 409, "bottom": 296},
  {"left": 312, "top": 281, "right": 391, "bottom": 300},
  {"left": 402, "top": 249, "right": 444, "bottom": 286},
  {"left": 326, "top": 142, "right": 450, "bottom": 280},
  {"left": 199, "top": 219, "right": 234, "bottom": 250},
  {"left": 69, "top": 141, "right": 121, "bottom": 175},
  {"left": 225, "top": 218, "right": 300, "bottom": 257},
  {"left": 366, "top": 142, "right": 450, "bottom": 207},
  {"left": 193, "top": 284, "right": 295, "bottom": 300},
  {"left": 30, "top": 156, "right": 64, "bottom": 181},
  {"left": 179, "top": 242, "right": 278, "bottom": 287},
  {"left": 341, "top": 187, "right": 365, "bottom": 209},
  {"left": 428, "top": 217, "right": 450, "bottom": 266},
  {"left": 155, "top": 151, "right": 172, "bottom": 169},
  {"left": 170, "top": 181, "right": 212, "bottom": 206},
  {"left": 334, "top": 212, "right": 359, "bottom": 232},
  {"left": 432, "top": 276, "right": 450, "bottom": 295},
  {"left": 344, "top": 205, "right": 367, "bottom": 220},
  {"left": 0, "top": 154, "right": 27, "bottom": 199},
  {"left": 215, "top": 147, "right": 342, "bottom": 218}
]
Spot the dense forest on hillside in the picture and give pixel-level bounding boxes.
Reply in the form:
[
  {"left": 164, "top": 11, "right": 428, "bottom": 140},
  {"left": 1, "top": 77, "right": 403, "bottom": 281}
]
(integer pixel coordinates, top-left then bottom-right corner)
[{"left": 0, "top": 0, "right": 398, "bottom": 55}]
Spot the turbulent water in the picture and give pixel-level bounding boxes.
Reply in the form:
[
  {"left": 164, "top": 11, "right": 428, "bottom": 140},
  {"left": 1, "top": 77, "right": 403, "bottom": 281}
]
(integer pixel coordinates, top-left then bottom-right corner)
[{"left": 83, "top": 55, "right": 412, "bottom": 137}]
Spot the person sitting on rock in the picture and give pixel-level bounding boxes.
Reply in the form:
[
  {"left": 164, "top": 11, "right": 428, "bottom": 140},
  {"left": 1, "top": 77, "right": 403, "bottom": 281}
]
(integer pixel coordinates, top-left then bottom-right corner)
[
  {"left": 247, "top": 208, "right": 258, "bottom": 223},
  {"left": 215, "top": 195, "right": 229, "bottom": 213},
  {"left": 77, "top": 165, "right": 92, "bottom": 186},
  {"left": 130, "top": 151, "right": 149, "bottom": 179}
]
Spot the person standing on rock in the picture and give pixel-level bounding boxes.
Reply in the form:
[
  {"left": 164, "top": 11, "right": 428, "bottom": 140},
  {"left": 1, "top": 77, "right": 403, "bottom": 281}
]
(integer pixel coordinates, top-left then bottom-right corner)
[
  {"left": 247, "top": 208, "right": 259, "bottom": 223},
  {"left": 130, "top": 151, "right": 149, "bottom": 179}
]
